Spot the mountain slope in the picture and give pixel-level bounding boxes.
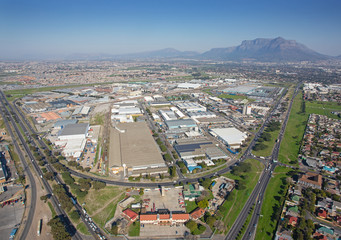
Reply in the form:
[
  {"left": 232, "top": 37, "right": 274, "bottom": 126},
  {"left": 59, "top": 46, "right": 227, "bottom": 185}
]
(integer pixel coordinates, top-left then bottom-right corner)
[{"left": 201, "top": 37, "right": 330, "bottom": 62}]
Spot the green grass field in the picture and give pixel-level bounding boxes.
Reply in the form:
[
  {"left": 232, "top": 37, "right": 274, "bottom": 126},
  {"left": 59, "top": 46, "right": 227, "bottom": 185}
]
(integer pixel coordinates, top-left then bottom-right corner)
[
  {"left": 48, "top": 201, "right": 57, "bottom": 217},
  {"left": 185, "top": 200, "right": 198, "bottom": 213},
  {"left": 255, "top": 166, "right": 291, "bottom": 240},
  {"left": 219, "top": 94, "right": 251, "bottom": 101},
  {"left": 252, "top": 129, "right": 280, "bottom": 157},
  {"left": 92, "top": 194, "right": 125, "bottom": 228},
  {"left": 221, "top": 159, "right": 264, "bottom": 233},
  {"left": 306, "top": 101, "right": 341, "bottom": 119},
  {"left": 77, "top": 222, "right": 91, "bottom": 235},
  {"left": 279, "top": 92, "right": 341, "bottom": 165},
  {"left": 80, "top": 186, "right": 124, "bottom": 215},
  {"left": 128, "top": 222, "right": 140, "bottom": 236},
  {"left": 278, "top": 93, "right": 307, "bottom": 165}
]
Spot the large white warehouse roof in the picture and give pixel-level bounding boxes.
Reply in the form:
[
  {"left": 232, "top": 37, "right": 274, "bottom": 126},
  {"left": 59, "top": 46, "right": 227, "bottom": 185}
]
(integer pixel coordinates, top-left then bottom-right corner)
[{"left": 210, "top": 127, "right": 247, "bottom": 146}]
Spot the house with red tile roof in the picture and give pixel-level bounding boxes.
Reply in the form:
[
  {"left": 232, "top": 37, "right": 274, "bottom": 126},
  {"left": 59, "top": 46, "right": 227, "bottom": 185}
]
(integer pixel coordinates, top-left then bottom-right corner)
[
  {"left": 140, "top": 212, "right": 189, "bottom": 225},
  {"left": 122, "top": 208, "right": 138, "bottom": 222},
  {"left": 190, "top": 208, "right": 205, "bottom": 220},
  {"left": 317, "top": 209, "right": 327, "bottom": 219},
  {"left": 288, "top": 216, "right": 297, "bottom": 226}
]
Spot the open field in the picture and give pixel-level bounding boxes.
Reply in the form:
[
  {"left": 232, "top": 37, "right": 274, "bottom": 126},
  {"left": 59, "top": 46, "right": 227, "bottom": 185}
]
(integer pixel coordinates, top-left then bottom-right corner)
[
  {"left": 221, "top": 159, "right": 264, "bottom": 233},
  {"left": 306, "top": 101, "right": 341, "bottom": 119},
  {"left": 279, "top": 92, "right": 341, "bottom": 165},
  {"left": 3, "top": 83, "right": 108, "bottom": 101},
  {"left": 255, "top": 166, "right": 291, "bottom": 240},
  {"left": 80, "top": 186, "right": 125, "bottom": 215},
  {"left": 252, "top": 129, "right": 280, "bottom": 157},
  {"left": 77, "top": 222, "right": 91, "bottom": 235},
  {"left": 92, "top": 194, "right": 125, "bottom": 228}
]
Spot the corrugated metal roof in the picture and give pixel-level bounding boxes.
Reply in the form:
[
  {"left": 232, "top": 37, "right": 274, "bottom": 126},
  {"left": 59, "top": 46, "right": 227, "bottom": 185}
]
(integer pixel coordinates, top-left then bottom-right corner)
[{"left": 59, "top": 123, "right": 89, "bottom": 136}]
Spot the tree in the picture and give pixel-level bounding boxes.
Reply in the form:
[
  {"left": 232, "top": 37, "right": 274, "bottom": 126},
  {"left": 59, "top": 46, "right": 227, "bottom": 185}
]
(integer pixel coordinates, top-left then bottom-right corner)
[
  {"left": 70, "top": 210, "right": 80, "bottom": 221},
  {"left": 197, "top": 199, "right": 208, "bottom": 209},
  {"left": 47, "top": 216, "right": 71, "bottom": 240},
  {"left": 68, "top": 161, "right": 77, "bottom": 167},
  {"left": 169, "top": 166, "right": 176, "bottom": 178},
  {"left": 186, "top": 220, "right": 198, "bottom": 232},
  {"left": 40, "top": 195, "right": 49, "bottom": 202},
  {"left": 111, "top": 225, "right": 118, "bottom": 235},
  {"left": 61, "top": 172, "right": 75, "bottom": 185},
  {"left": 93, "top": 181, "right": 106, "bottom": 190},
  {"left": 139, "top": 188, "right": 144, "bottom": 195},
  {"left": 199, "top": 178, "right": 212, "bottom": 189},
  {"left": 44, "top": 172, "right": 54, "bottom": 181},
  {"left": 78, "top": 178, "right": 91, "bottom": 190},
  {"left": 206, "top": 216, "right": 216, "bottom": 227}
]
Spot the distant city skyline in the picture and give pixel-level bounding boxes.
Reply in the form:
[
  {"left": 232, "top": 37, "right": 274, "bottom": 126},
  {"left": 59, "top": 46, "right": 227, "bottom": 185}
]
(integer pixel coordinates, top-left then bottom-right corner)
[{"left": 1, "top": 0, "right": 341, "bottom": 59}]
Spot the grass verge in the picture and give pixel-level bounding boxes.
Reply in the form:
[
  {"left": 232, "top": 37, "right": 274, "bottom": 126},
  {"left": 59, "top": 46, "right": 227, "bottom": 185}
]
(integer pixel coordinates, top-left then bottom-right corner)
[
  {"left": 252, "top": 129, "right": 280, "bottom": 157},
  {"left": 255, "top": 166, "right": 291, "bottom": 240},
  {"left": 128, "top": 222, "right": 140, "bottom": 236},
  {"left": 77, "top": 222, "right": 91, "bottom": 235},
  {"left": 48, "top": 201, "right": 57, "bottom": 217},
  {"left": 278, "top": 92, "right": 307, "bottom": 165},
  {"left": 220, "top": 159, "right": 264, "bottom": 233}
]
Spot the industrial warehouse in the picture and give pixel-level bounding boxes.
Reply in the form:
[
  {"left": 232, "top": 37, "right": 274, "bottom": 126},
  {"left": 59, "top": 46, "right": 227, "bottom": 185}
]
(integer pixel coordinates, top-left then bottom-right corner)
[{"left": 109, "top": 122, "right": 168, "bottom": 177}]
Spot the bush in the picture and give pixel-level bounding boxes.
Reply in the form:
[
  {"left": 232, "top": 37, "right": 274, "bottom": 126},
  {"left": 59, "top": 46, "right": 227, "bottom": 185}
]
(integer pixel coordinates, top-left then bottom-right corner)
[
  {"left": 44, "top": 172, "right": 54, "bottom": 181},
  {"left": 70, "top": 210, "right": 80, "bottom": 221},
  {"left": 61, "top": 172, "right": 75, "bottom": 185},
  {"left": 93, "top": 181, "right": 106, "bottom": 190}
]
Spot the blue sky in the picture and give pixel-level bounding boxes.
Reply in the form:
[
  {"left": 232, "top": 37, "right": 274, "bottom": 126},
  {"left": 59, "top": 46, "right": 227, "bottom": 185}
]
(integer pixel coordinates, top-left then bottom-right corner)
[{"left": 1, "top": 0, "right": 341, "bottom": 58}]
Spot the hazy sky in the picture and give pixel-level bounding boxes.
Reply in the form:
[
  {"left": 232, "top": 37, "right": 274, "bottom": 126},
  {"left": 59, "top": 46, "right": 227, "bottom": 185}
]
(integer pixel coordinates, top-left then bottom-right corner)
[{"left": 1, "top": 0, "right": 341, "bottom": 58}]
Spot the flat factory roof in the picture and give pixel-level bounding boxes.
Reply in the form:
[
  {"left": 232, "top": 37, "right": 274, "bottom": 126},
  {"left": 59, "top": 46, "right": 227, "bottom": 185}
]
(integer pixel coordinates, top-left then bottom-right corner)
[
  {"left": 109, "top": 122, "right": 166, "bottom": 169},
  {"left": 59, "top": 123, "right": 89, "bottom": 136},
  {"left": 210, "top": 127, "right": 247, "bottom": 145}
]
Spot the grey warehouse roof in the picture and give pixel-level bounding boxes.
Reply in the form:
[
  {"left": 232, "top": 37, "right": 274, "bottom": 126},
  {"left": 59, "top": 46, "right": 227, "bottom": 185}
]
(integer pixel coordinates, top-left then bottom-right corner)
[
  {"left": 53, "top": 119, "right": 78, "bottom": 128},
  {"left": 165, "top": 119, "right": 197, "bottom": 128},
  {"left": 59, "top": 123, "right": 89, "bottom": 136}
]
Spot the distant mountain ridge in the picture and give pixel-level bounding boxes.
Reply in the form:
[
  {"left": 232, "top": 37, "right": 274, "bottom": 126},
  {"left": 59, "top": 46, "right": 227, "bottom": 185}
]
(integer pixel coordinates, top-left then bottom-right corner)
[
  {"left": 201, "top": 37, "right": 330, "bottom": 62},
  {"left": 62, "top": 37, "right": 337, "bottom": 62}
]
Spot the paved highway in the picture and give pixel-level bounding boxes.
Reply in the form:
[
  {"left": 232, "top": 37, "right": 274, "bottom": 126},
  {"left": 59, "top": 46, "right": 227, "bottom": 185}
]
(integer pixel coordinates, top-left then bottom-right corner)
[
  {"left": 241, "top": 83, "right": 302, "bottom": 240},
  {"left": 0, "top": 97, "right": 37, "bottom": 240}
]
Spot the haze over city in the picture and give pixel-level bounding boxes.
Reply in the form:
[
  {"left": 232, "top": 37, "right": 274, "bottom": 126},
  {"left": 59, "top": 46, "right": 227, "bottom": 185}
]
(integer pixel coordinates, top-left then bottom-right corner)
[{"left": 1, "top": 0, "right": 341, "bottom": 59}]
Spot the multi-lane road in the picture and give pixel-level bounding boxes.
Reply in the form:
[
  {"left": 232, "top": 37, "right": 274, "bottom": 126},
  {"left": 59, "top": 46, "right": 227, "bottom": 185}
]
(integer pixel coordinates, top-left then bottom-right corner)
[
  {"left": 0, "top": 95, "right": 37, "bottom": 240},
  {"left": 239, "top": 83, "right": 302, "bottom": 240}
]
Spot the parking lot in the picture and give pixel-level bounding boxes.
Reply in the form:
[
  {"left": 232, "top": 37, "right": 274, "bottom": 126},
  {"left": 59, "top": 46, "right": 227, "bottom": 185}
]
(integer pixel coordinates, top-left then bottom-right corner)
[
  {"left": 143, "top": 187, "right": 185, "bottom": 212},
  {"left": 0, "top": 202, "right": 25, "bottom": 240},
  {"left": 140, "top": 224, "right": 187, "bottom": 237}
]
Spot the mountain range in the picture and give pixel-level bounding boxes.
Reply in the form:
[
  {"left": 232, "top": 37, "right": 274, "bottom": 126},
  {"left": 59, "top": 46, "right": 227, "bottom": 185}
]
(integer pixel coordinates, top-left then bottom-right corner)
[{"left": 66, "top": 37, "right": 338, "bottom": 62}]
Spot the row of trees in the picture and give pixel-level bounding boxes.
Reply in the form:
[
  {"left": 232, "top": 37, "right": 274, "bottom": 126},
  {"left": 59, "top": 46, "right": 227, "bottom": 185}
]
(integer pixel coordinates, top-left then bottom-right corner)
[{"left": 254, "top": 120, "right": 281, "bottom": 151}]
